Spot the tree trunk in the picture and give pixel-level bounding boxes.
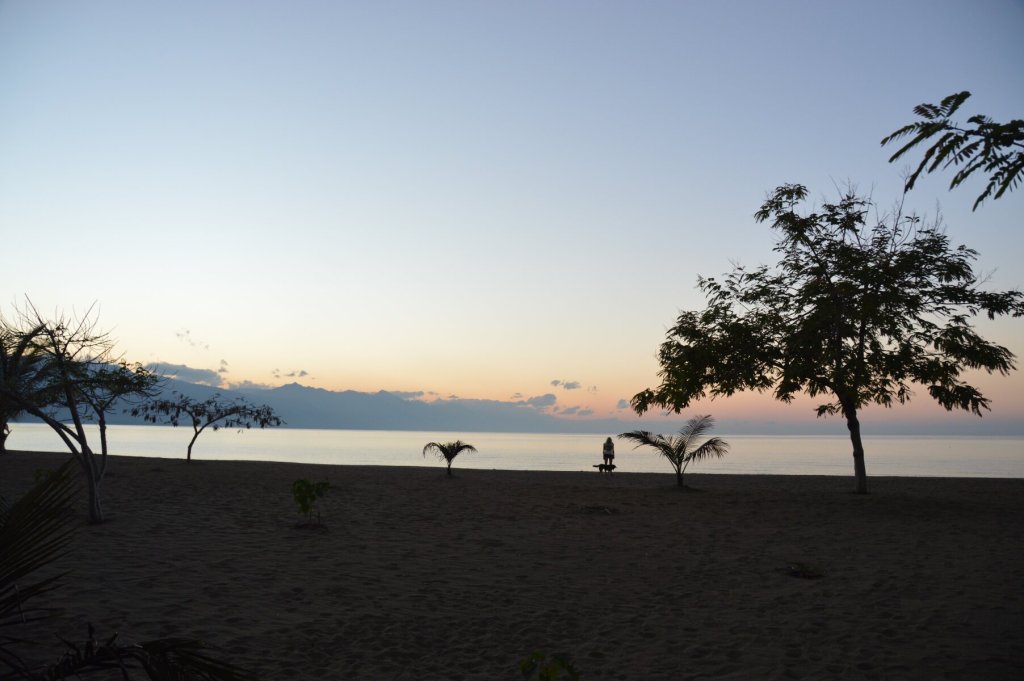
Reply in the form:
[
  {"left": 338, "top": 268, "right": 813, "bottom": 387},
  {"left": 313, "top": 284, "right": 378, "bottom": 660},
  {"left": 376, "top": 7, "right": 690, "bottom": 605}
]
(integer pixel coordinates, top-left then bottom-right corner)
[
  {"left": 97, "top": 414, "right": 109, "bottom": 480},
  {"left": 844, "top": 408, "right": 869, "bottom": 494},
  {"left": 0, "top": 424, "right": 7, "bottom": 454},
  {"left": 446, "top": 461, "right": 453, "bottom": 477},
  {"left": 675, "top": 465, "right": 683, "bottom": 487},
  {"left": 187, "top": 431, "right": 200, "bottom": 462},
  {"left": 76, "top": 445, "right": 105, "bottom": 524}
]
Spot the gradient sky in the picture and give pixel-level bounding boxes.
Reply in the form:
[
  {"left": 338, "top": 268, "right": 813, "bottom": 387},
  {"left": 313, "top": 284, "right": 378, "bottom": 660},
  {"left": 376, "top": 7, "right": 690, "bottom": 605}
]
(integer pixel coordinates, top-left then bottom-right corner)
[{"left": 2, "top": 1, "right": 1022, "bottom": 431}]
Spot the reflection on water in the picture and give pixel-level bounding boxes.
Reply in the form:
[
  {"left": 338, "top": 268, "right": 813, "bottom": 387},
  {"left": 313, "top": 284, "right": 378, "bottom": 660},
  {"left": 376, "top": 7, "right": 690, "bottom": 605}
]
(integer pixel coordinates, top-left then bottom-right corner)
[{"left": 6, "top": 423, "right": 1022, "bottom": 478}]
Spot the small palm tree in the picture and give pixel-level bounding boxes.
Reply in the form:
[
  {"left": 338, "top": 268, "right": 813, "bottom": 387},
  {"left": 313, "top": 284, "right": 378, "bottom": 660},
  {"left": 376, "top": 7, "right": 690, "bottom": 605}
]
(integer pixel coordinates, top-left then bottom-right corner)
[
  {"left": 619, "top": 414, "right": 729, "bottom": 488},
  {"left": 422, "top": 440, "right": 477, "bottom": 477}
]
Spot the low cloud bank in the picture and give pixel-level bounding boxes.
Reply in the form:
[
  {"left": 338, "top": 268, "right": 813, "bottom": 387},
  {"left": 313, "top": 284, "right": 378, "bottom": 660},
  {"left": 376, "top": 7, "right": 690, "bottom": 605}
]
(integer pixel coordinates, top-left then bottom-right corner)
[{"left": 145, "top": 362, "right": 222, "bottom": 387}]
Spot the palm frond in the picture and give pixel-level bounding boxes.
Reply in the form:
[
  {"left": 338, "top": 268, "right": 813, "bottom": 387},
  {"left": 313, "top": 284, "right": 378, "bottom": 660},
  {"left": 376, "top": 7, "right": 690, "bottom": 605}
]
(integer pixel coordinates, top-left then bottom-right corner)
[
  {"left": 43, "top": 628, "right": 257, "bottom": 681},
  {"left": 0, "top": 459, "right": 77, "bottom": 630},
  {"left": 689, "top": 436, "right": 730, "bottom": 462},
  {"left": 448, "top": 440, "right": 477, "bottom": 456},
  {"left": 882, "top": 91, "right": 1024, "bottom": 208},
  {"left": 422, "top": 440, "right": 476, "bottom": 460},
  {"left": 680, "top": 414, "right": 716, "bottom": 446},
  {"left": 619, "top": 430, "right": 667, "bottom": 453}
]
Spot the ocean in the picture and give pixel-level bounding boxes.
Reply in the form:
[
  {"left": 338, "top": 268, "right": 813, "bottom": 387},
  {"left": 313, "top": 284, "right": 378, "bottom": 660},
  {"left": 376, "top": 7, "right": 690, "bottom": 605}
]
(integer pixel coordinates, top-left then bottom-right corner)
[{"left": 5, "top": 422, "right": 1023, "bottom": 478}]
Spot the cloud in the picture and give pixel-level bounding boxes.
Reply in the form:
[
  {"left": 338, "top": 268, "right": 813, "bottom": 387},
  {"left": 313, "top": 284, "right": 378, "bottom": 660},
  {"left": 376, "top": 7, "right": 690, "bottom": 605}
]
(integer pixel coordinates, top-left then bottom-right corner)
[
  {"left": 617, "top": 399, "right": 630, "bottom": 410},
  {"left": 551, "top": 379, "right": 582, "bottom": 391},
  {"left": 146, "top": 362, "right": 222, "bottom": 387},
  {"left": 218, "top": 359, "right": 229, "bottom": 374},
  {"left": 559, "top": 406, "right": 595, "bottom": 417},
  {"left": 175, "top": 328, "right": 210, "bottom": 351},
  {"left": 272, "top": 368, "right": 310, "bottom": 379},
  {"left": 389, "top": 390, "right": 425, "bottom": 400},
  {"left": 522, "top": 394, "right": 557, "bottom": 408},
  {"left": 511, "top": 392, "right": 524, "bottom": 400},
  {"left": 227, "top": 379, "right": 274, "bottom": 390}
]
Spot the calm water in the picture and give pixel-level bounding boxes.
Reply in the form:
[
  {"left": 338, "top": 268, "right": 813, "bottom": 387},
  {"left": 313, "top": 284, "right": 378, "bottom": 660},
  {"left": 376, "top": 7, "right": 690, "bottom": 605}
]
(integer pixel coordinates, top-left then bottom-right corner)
[{"left": 5, "top": 423, "right": 1023, "bottom": 478}]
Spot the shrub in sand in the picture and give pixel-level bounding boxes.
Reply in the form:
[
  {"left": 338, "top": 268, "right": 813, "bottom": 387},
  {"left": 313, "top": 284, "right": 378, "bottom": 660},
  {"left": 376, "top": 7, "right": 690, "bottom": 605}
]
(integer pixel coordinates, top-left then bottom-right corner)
[
  {"left": 422, "top": 440, "right": 477, "bottom": 477},
  {"left": 619, "top": 414, "right": 729, "bottom": 488},
  {"left": 292, "top": 479, "right": 330, "bottom": 526}
]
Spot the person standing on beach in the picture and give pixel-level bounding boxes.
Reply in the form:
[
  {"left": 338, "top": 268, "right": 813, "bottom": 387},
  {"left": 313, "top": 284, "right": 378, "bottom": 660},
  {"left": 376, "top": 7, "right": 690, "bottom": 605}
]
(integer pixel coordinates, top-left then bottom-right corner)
[{"left": 602, "top": 437, "right": 615, "bottom": 466}]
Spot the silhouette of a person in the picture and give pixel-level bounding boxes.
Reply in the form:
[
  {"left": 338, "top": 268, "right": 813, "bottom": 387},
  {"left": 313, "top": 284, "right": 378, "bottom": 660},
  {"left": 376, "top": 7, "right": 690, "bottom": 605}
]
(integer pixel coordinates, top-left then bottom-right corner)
[{"left": 602, "top": 437, "right": 615, "bottom": 467}]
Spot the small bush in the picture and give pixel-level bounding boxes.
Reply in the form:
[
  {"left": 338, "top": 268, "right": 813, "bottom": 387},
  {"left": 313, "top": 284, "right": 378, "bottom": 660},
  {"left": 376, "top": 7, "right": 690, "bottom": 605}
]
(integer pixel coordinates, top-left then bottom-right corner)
[{"left": 291, "top": 479, "right": 330, "bottom": 525}]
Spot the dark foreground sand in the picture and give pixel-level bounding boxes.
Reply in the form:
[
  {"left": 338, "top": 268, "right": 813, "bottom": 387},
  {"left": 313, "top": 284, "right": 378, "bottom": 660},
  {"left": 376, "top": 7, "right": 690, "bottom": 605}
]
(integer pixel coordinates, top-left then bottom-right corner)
[{"left": 2, "top": 450, "right": 1022, "bottom": 680}]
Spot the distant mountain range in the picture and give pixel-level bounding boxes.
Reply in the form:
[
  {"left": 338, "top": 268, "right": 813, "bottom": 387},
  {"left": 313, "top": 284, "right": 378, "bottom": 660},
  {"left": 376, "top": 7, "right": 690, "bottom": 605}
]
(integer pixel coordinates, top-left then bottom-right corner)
[
  {"left": 91, "top": 379, "right": 680, "bottom": 434},
  {"left": 18, "top": 377, "right": 1023, "bottom": 436}
]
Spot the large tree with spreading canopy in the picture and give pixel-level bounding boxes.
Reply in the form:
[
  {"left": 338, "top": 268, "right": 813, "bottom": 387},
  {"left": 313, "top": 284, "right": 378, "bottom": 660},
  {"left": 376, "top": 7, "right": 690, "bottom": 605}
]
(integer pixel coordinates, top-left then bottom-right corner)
[{"left": 632, "top": 185, "right": 1023, "bottom": 493}]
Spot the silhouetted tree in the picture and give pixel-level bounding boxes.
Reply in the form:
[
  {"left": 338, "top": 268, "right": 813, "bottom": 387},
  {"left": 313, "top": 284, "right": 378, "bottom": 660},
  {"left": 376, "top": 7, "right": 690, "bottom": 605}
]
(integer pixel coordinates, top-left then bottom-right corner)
[
  {"left": 132, "top": 393, "right": 283, "bottom": 461},
  {"left": 72, "top": 360, "right": 161, "bottom": 474},
  {"left": 632, "top": 184, "right": 1024, "bottom": 494},
  {"left": 422, "top": 440, "right": 477, "bottom": 477},
  {"left": 882, "top": 90, "right": 1024, "bottom": 210},
  {"left": 0, "top": 304, "right": 155, "bottom": 523},
  {"left": 619, "top": 415, "right": 729, "bottom": 488},
  {"left": 0, "top": 321, "right": 49, "bottom": 455}
]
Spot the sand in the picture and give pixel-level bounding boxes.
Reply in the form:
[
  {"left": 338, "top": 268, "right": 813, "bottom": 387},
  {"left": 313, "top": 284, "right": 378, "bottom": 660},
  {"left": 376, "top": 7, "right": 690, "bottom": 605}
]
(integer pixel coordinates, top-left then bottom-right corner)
[{"left": 2, "top": 450, "right": 1022, "bottom": 680}]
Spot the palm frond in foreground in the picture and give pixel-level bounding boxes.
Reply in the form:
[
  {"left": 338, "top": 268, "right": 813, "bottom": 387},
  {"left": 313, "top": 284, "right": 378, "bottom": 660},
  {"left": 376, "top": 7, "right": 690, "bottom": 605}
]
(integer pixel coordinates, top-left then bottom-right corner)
[{"left": 0, "top": 460, "right": 254, "bottom": 680}]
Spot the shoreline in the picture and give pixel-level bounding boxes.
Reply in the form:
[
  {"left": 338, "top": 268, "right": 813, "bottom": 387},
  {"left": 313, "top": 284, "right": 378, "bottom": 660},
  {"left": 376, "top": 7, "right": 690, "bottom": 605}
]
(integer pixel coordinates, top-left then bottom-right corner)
[
  {"left": 7, "top": 448, "right": 1024, "bottom": 481},
  {"left": 3, "top": 450, "right": 1023, "bottom": 679},
  {"left": 8, "top": 424, "right": 1024, "bottom": 479}
]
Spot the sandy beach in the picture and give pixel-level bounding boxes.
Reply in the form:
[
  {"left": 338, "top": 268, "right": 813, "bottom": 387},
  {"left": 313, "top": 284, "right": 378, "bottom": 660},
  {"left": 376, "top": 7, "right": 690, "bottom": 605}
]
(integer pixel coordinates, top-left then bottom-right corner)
[{"left": 2, "top": 450, "right": 1022, "bottom": 680}]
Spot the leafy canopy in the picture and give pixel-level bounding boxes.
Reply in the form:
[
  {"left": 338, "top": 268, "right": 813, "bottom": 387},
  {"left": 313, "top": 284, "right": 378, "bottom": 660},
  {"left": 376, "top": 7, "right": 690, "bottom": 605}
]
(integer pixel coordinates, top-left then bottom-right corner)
[
  {"left": 633, "top": 184, "right": 1024, "bottom": 420},
  {"left": 882, "top": 90, "right": 1024, "bottom": 210},
  {"left": 0, "top": 322, "right": 50, "bottom": 448},
  {"left": 131, "top": 392, "right": 283, "bottom": 461},
  {"left": 133, "top": 392, "right": 281, "bottom": 432}
]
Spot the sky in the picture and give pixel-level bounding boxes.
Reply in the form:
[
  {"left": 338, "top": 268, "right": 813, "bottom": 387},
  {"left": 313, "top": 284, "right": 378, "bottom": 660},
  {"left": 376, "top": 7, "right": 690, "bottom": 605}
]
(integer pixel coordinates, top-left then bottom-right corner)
[{"left": 2, "top": 0, "right": 1023, "bottom": 433}]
